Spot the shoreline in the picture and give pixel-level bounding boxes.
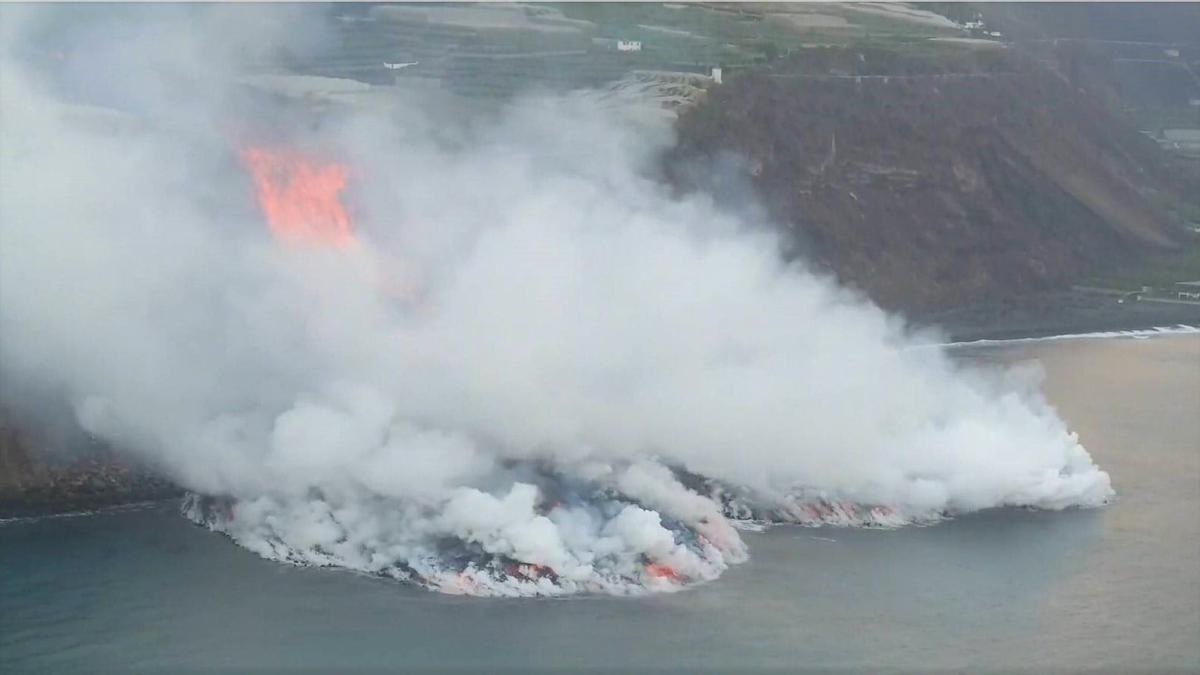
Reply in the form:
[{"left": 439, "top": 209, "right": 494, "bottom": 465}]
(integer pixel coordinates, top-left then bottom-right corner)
[
  {"left": 0, "top": 498, "right": 177, "bottom": 526},
  {"left": 942, "top": 324, "right": 1198, "bottom": 348},
  {"left": 0, "top": 486, "right": 184, "bottom": 521},
  {"left": 0, "top": 452, "right": 183, "bottom": 521},
  {"left": 913, "top": 289, "right": 1200, "bottom": 343}
]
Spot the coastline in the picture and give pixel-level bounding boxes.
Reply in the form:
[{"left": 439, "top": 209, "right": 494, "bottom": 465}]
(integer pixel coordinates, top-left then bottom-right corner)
[
  {"left": 913, "top": 289, "right": 1200, "bottom": 343},
  {"left": 0, "top": 458, "right": 182, "bottom": 521}
]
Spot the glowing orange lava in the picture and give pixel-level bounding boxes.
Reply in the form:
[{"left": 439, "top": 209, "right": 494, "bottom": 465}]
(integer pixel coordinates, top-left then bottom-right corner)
[
  {"left": 239, "top": 146, "right": 354, "bottom": 247},
  {"left": 644, "top": 563, "right": 682, "bottom": 582},
  {"left": 507, "top": 563, "right": 550, "bottom": 580}
]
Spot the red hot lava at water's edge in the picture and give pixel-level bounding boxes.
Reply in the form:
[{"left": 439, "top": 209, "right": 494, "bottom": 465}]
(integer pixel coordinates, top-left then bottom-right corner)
[
  {"left": 239, "top": 146, "right": 354, "bottom": 247},
  {"left": 644, "top": 563, "right": 682, "bottom": 582}
]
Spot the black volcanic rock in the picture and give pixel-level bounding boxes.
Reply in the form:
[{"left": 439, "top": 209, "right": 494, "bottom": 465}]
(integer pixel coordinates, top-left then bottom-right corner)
[{"left": 0, "top": 418, "right": 180, "bottom": 519}]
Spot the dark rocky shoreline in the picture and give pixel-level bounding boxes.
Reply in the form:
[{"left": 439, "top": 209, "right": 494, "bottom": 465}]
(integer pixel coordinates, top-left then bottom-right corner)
[
  {"left": 0, "top": 457, "right": 182, "bottom": 520},
  {"left": 0, "top": 422, "right": 182, "bottom": 520},
  {"left": 914, "top": 289, "right": 1200, "bottom": 343}
]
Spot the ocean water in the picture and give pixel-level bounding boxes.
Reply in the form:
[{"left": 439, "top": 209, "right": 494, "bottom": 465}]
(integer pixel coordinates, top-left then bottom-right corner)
[{"left": 2, "top": 335, "right": 1197, "bottom": 673}]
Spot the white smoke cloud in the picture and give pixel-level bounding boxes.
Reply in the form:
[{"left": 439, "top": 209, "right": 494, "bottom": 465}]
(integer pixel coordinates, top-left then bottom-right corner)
[{"left": 0, "top": 6, "right": 1111, "bottom": 596}]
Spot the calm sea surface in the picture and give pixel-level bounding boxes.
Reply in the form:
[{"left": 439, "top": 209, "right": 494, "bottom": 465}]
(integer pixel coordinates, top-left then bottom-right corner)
[{"left": 2, "top": 336, "right": 1198, "bottom": 673}]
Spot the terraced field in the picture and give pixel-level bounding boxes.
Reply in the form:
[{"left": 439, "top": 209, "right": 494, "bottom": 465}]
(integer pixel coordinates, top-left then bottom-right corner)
[{"left": 274, "top": 3, "right": 977, "bottom": 100}]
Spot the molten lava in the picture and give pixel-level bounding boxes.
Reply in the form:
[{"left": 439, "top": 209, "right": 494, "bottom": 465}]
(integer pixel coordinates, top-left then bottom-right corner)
[
  {"left": 506, "top": 562, "right": 551, "bottom": 581},
  {"left": 644, "top": 563, "right": 682, "bottom": 582},
  {"left": 239, "top": 146, "right": 354, "bottom": 247}
]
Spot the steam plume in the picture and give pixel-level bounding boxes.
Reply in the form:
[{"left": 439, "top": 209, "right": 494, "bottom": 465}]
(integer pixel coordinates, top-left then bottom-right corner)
[{"left": 0, "top": 6, "right": 1111, "bottom": 595}]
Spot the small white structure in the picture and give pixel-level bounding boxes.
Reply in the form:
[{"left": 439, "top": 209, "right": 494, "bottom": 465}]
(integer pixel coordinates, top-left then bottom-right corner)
[
  {"left": 1176, "top": 281, "right": 1200, "bottom": 301},
  {"left": 1164, "top": 129, "right": 1200, "bottom": 142},
  {"left": 617, "top": 40, "right": 642, "bottom": 52},
  {"left": 1165, "top": 49, "right": 1180, "bottom": 58},
  {"left": 711, "top": 67, "right": 723, "bottom": 84},
  {"left": 384, "top": 62, "right": 419, "bottom": 70}
]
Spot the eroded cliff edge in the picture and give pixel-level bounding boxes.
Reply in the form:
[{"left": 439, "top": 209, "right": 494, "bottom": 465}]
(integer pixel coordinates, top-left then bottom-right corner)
[{"left": 666, "top": 45, "right": 1199, "bottom": 314}]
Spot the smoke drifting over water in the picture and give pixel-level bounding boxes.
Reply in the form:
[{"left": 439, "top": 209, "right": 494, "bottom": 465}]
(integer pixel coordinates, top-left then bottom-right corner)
[{"left": 1, "top": 6, "right": 1111, "bottom": 595}]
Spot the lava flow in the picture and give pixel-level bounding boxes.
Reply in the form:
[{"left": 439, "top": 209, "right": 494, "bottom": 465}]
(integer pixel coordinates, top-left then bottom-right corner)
[
  {"left": 644, "top": 563, "right": 683, "bottom": 582},
  {"left": 239, "top": 146, "right": 354, "bottom": 247}
]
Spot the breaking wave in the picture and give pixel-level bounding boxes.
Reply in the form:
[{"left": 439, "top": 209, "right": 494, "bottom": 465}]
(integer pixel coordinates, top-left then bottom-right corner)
[{"left": 943, "top": 324, "right": 1200, "bottom": 348}]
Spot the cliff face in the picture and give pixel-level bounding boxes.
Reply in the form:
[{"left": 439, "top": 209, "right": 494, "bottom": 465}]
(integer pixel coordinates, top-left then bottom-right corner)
[
  {"left": 0, "top": 416, "right": 179, "bottom": 518},
  {"left": 667, "top": 46, "right": 1192, "bottom": 312}
]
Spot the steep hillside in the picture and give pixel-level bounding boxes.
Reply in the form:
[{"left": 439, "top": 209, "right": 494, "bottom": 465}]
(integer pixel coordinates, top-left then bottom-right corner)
[
  {"left": 963, "top": 2, "right": 1200, "bottom": 44},
  {"left": 0, "top": 415, "right": 179, "bottom": 517},
  {"left": 667, "top": 45, "right": 1193, "bottom": 312}
]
